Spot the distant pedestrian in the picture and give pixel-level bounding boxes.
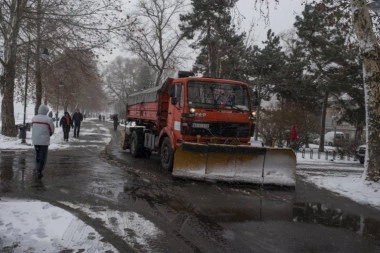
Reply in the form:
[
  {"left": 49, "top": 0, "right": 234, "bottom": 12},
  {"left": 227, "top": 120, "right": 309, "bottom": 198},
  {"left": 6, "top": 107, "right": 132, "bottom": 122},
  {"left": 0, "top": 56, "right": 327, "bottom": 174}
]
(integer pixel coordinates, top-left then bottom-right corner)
[
  {"left": 60, "top": 111, "right": 73, "bottom": 141},
  {"left": 113, "top": 114, "right": 119, "bottom": 130},
  {"left": 102, "top": 115, "right": 105, "bottom": 122},
  {"left": 99, "top": 114, "right": 101, "bottom": 121},
  {"left": 290, "top": 125, "right": 298, "bottom": 151},
  {"left": 72, "top": 108, "right": 83, "bottom": 138},
  {"left": 31, "top": 104, "right": 55, "bottom": 179},
  {"left": 48, "top": 111, "right": 53, "bottom": 118}
]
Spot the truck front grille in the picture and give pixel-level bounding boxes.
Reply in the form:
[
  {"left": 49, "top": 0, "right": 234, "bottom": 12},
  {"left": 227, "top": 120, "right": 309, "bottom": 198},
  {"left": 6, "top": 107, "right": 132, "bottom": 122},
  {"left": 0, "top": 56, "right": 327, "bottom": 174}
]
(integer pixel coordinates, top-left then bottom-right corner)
[{"left": 183, "top": 121, "right": 250, "bottom": 137}]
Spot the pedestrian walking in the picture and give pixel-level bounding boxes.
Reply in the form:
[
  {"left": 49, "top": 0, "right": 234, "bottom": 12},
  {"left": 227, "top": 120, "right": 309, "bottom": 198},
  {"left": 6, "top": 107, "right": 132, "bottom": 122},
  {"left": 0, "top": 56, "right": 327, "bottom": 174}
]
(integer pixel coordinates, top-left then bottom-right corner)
[
  {"left": 112, "top": 114, "right": 119, "bottom": 130},
  {"left": 31, "top": 104, "right": 55, "bottom": 179},
  {"left": 72, "top": 108, "right": 83, "bottom": 138},
  {"left": 99, "top": 114, "right": 101, "bottom": 121},
  {"left": 60, "top": 111, "right": 73, "bottom": 141}
]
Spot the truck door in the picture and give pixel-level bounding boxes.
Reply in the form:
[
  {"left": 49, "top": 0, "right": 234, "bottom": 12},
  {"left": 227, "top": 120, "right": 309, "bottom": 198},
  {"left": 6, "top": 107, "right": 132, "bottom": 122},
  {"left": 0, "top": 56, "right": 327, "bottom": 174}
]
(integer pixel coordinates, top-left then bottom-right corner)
[{"left": 168, "top": 83, "right": 184, "bottom": 140}]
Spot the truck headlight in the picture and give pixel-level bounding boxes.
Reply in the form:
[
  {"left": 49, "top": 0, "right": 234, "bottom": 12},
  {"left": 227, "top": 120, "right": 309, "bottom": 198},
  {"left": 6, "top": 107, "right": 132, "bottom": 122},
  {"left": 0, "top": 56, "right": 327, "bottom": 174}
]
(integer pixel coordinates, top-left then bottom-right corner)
[
  {"left": 250, "top": 111, "right": 257, "bottom": 120},
  {"left": 190, "top": 108, "right": 196, "bottom": 113}
]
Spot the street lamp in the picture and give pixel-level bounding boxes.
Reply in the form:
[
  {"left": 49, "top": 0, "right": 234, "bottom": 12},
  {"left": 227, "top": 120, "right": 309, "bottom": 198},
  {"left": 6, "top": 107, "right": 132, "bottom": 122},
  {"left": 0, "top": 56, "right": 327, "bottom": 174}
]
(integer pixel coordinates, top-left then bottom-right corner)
[
  {"left": 332, "top": 115, "right": 338, "bottom": 146},
  {"left": 20, "top": 41, "right": 31, "bottom": 144},
  {"left": 56, "top": 81, "right": 64, "bottom": 127}
]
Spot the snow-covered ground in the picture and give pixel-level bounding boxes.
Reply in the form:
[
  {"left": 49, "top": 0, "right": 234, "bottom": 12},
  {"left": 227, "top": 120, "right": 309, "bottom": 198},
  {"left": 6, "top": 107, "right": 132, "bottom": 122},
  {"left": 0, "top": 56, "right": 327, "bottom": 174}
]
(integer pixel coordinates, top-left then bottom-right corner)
[
  {"left": 0, "top": 117, "right": 164, "bottom": 252},
  {"left": 0, "top": 117, "right": 379, "bottom": 252}
]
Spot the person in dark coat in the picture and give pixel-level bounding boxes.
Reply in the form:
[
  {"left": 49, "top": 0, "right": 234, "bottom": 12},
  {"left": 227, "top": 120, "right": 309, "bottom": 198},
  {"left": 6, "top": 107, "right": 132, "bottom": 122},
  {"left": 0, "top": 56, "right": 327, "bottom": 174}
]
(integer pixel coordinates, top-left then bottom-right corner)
[
  {"left": 59, "top": 111, "right": 73, "bottom": 141},
  {"left": 113, "top": 114, "right": 119, "bottom": 130},
  {"left": 72, "top": 108, "right": 83, "bottom": 138},
  {"left": 32, "top": 104, "right": 55, "bottom": 179}
]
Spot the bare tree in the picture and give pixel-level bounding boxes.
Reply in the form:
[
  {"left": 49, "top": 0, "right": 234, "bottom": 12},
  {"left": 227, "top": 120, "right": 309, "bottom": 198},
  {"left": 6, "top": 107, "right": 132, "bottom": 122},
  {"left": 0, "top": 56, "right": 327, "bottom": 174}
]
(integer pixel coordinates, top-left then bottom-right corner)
[
  {"left": 43, "top": 48, "right": 106, "bottom": 114},
  {"left": 0, "top": 0, "right": 129, "bottom": 136},
  {"left": 0, "top": 0, "right": 29, "bottom": 137},
  {"left": 102, "top": 56, "right": 154, "bottom": 104},
  {"left": 126, "top": 0, "right": 188, "bottom": 87}
]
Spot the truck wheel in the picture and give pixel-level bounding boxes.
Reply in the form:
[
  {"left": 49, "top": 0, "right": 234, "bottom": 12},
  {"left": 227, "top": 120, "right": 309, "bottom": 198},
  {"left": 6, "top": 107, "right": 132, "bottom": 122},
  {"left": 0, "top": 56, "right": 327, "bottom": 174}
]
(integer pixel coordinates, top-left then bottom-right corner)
[
  {"left": 130, "top": 131, "right": 143, "bottom": 158},
  {"left": 161, "top": 137, "right": 174, "bottom": 172}
]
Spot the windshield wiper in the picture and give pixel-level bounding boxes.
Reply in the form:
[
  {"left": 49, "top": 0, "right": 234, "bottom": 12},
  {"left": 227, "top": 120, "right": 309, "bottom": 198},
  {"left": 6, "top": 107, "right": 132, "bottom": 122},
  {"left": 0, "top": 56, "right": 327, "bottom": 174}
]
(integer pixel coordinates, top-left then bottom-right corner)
[{"left": 229, "top": 105, "right": 245, "bottom": 112}]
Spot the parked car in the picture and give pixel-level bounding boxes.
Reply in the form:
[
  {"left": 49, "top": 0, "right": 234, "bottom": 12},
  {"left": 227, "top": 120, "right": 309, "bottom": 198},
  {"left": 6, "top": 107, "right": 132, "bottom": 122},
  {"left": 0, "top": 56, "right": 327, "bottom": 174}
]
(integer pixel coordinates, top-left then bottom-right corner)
[
  {"left": 355, "top": 145, "right": 366, "bottom": 164},
  {"left": 312, "top": 131, "right": 347, "bottom": 146}
]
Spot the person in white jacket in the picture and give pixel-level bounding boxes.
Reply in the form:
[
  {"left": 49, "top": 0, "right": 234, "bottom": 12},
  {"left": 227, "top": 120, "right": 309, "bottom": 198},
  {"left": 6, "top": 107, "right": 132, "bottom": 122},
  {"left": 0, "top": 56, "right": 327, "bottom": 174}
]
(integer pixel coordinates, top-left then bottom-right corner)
[{"left": 32, "top": 104, "right": 55, "bottom": 179}]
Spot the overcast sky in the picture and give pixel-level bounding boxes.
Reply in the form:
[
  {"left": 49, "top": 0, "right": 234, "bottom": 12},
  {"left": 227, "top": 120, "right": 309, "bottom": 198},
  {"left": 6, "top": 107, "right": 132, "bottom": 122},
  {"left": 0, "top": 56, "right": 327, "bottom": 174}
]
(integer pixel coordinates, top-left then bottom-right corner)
[
  {"left": 98, "top": 0, "right": 305, "bottom": 67},
  {"left": 236, "top": 0, "right": 304, "bottom": 44}
]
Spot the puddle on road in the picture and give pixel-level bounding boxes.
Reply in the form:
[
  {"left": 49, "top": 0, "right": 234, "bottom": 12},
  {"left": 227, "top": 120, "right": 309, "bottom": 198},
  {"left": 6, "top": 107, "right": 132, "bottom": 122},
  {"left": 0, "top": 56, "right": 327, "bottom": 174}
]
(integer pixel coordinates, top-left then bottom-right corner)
[
  {"left": 293, "top": 202, "right": 380, "bottom": 239},
  {"left": 122, "top": 179, "right": 380, "bottom": 240},
  {"left": 1, "top": 151, "right": 380, "bottom": 242}
]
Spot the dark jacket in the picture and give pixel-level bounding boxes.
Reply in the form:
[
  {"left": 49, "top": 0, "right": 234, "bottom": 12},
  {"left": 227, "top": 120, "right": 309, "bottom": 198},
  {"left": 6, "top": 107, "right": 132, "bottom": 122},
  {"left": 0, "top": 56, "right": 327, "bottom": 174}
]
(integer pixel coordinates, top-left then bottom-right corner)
[
  {"left": 59, "top": 112, "right": 73, "bottom": 132},
  {"left": 72, "top": 111, "right": 83, "bottom": 125}
]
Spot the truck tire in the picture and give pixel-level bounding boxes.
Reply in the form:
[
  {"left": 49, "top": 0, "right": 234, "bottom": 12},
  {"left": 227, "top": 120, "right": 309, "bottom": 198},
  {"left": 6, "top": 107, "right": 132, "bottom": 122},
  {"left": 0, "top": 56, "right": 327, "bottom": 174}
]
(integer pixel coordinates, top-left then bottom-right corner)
[
  {"left": 161, "top": 137, "right": 174, "bottom": 172},
  {"left": 130, "top": 131, "right": 143, "bottom": 158}
]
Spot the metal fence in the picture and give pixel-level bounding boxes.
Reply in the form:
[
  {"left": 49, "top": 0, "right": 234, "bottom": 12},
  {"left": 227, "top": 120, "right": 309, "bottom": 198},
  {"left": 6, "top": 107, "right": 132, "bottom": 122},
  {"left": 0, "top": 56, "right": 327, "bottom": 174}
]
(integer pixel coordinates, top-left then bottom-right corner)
[{"left": 297, "top": 148, "right": 356, "bottom": 161}]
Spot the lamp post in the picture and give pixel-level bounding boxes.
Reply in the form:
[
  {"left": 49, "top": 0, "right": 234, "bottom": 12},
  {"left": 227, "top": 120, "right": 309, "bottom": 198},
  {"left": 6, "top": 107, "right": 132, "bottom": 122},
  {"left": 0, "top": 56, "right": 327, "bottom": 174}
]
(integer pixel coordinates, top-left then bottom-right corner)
[
  {"left": 332, "top": 115, "right": 338, "bottom": 147},
  {"left": 20, "top": 42, "right": 31, "bottom": 144},
  {"left": 56, "top": 81, "right": 64, "bottom": 127}
]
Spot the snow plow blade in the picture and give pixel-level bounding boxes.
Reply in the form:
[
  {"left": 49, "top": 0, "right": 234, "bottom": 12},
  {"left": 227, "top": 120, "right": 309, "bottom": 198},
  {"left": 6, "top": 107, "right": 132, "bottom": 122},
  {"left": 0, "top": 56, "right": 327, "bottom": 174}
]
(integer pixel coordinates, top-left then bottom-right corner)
[{"left": 172, "top": 143, "right": 296, "bottom": 187}]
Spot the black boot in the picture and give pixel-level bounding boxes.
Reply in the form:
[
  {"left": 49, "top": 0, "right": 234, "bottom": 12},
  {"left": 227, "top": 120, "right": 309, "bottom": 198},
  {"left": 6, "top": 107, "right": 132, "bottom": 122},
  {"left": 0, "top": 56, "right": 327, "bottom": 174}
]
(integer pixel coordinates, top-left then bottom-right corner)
[{"left": 37, "top": 170, "right": 43, "bottom": 179}]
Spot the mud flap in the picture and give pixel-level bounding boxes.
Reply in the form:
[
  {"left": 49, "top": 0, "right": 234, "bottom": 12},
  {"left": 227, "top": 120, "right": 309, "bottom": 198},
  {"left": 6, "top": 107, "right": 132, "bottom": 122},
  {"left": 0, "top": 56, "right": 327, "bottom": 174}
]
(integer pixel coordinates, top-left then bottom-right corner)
[
  {"left": 120, "top": 129, "right": 131, "bottom": 150},
  {"left": 172, "top": 143, "right": 296, "bottom": 187}
]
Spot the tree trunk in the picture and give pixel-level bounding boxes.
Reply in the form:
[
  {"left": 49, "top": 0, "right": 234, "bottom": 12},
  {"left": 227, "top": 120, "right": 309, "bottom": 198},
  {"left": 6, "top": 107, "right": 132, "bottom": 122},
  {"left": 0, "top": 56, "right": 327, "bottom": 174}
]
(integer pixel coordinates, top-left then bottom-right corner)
[
  {"left": 34, "top": 0, "right": 43, "bottom": 115},
  {"left": 318, "top": 90, "right": 329, "bottom": 152},
  {"left": 1, "top": 64, "right": 17, "bottom": 137},
  {"left": 351, "top": 0, "right": 380, "bottom": 182},
  {"left": 1, "top": 0, "right": 28, "bottom": 137},
  {"left": 254, "top": 83, "right": 262, "bottom": 141}
]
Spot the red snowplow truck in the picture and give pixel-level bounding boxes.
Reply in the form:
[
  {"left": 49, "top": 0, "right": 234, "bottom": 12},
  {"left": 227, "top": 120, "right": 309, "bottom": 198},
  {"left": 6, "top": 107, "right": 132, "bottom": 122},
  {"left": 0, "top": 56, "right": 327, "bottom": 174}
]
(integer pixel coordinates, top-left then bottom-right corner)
[{"left": 121, "top": 72, "right": 296, "bottom": 187}]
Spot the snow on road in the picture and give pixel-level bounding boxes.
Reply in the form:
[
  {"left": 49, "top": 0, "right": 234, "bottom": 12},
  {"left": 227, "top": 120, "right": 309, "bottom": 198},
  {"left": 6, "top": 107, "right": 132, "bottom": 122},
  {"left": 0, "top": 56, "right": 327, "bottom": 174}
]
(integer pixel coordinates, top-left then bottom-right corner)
[{"left": 0, "top": 198, "right": 117, "bottom": 252}]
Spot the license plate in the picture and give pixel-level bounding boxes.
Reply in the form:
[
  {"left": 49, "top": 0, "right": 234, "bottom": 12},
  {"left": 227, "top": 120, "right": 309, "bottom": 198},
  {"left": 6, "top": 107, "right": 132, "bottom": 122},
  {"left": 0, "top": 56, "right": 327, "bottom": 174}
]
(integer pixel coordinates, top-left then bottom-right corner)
[{"left": 192, "top": 123, "right": 209, "bottom": 129}]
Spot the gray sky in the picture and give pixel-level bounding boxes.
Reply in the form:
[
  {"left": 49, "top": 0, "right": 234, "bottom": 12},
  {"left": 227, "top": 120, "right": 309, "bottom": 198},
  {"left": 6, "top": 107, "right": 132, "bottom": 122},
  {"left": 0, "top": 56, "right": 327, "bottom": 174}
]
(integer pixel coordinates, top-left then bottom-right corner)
[
  {"left": 98, "top": 0, "right": 305, "bottom": 67},
  {"left": 236, "top": 0, "right": 304, "bottom": 44}
]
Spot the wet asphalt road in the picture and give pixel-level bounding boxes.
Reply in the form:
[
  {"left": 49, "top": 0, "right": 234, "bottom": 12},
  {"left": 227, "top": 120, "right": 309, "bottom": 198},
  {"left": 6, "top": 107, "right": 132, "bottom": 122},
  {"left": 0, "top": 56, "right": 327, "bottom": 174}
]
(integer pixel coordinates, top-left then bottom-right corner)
[{"left": 1, "top": 119, "right": 380, "bottom": 253}]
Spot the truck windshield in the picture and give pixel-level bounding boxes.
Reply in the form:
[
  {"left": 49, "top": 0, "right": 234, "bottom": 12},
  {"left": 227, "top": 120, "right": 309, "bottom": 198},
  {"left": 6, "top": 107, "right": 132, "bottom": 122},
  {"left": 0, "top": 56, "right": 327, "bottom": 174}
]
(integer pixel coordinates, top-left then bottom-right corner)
[{"left": 187, "top": 81, "right": 250, "bottom": 110}]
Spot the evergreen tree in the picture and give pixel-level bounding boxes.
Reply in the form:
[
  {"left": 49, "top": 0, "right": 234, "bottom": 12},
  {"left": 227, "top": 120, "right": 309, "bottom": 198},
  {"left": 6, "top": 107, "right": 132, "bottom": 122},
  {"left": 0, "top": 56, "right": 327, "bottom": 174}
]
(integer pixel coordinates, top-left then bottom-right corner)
[
  {"left": 293, "top": 1, "right": 363, "bottom": 152},
  {"left": 246, "top": 30, "right": 286, "bottom": 140},
  {"left": 180, "top": 0, "right": 244, "bottom": 78}
]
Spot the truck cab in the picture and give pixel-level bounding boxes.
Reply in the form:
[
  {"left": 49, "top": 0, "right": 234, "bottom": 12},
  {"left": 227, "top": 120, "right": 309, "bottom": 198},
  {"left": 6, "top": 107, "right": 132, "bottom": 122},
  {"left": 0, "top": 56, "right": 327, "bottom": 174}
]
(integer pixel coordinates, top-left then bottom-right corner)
[{"left": 168, "top": 77, "right": 255, "bottom": 146}]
